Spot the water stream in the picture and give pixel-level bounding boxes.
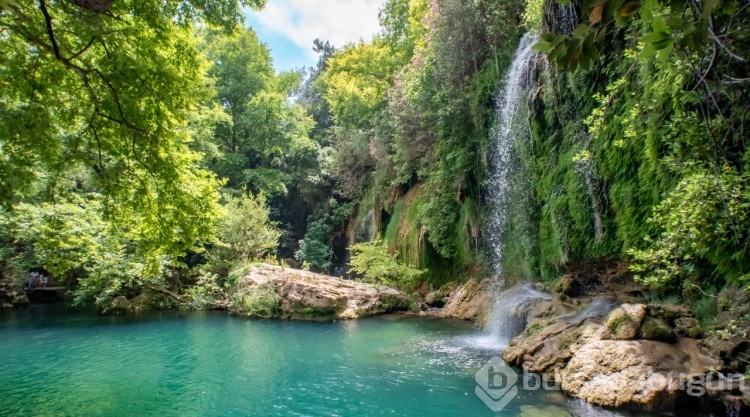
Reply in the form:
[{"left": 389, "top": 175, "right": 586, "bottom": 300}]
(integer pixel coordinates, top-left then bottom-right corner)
[
  {"left": 559, "top": 2, "right": 579, "bottom": 34},
  {"left": 473, "top": 283, "right": 552, "bottom": 350},
  {"left": 486, "top": 32, "right": 539, "bottom": 277}
]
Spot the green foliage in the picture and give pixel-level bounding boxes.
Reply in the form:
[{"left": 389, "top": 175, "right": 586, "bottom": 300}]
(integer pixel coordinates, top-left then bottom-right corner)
[
  {"left": 213, "top": 193, "right": 282, "bottom": 264},
  {"left": 523, "top": 0, "right": 546, "bottom": 29},
  {"left": 198, "top": 27, "right": 318, "bottom": 195},
  {"left": 230, "top": 282, "right": 281, "bottom": 317},
  {"left": 2, "top": 193, "right": 169, "bottom": 306},
  {"left": 318, "top": 0, "right": 525, "bottom": 284},
  {"left": 535, "top": 0, "right": 744, "bottom": 70},
  {"left": 349, "top": 240, "right": 425, "bottom": 290},
  {"left": 183, "top": 271, "right": 224, "bottom": 310},
  {"left": 295, "top": 199, "right": 353, "bottom": 272},
  {"left": 518, "top": 0, "right": 750, "bottom": 298},
  {"left": 629, "top": 171, "right": 749, "bottom": 289},
  {"left": 0, "top": 0, "right": 228, "bottom": 243}
]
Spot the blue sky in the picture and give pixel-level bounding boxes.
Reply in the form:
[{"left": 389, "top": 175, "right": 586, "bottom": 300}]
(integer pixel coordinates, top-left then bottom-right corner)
[{"left": 245, "top": 0, "right": 386, "bottom": 72}]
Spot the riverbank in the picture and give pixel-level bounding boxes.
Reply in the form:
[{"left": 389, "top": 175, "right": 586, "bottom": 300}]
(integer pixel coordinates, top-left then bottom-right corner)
[{"left": 435, "top": 266, "right": 750, "bottom": 416}]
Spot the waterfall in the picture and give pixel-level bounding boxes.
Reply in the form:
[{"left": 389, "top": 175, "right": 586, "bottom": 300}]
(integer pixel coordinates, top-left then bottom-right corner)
[
  {"left": 484, "top": 283, "right": 551, "bottom": 348},
  {"left": 353, "top": 209, "right": 375, "bottom": 243},
  {"left": 562, "top": 297, "right": 616, "bottom": 322},
  {"left": 575, "top": 157, "right": 604, "bottom": 244},
  {"left": 559, "top": 2, "right": 578, "bottom": 34},
  {"left": 476, "top": 33, "right": 543, "bottom": 349},
  {"left": 486, "top": 32, "right": 539, "bottom": 277}
]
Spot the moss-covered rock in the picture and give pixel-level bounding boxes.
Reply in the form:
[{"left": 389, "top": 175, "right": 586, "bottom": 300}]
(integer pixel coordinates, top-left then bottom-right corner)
[
  {"left": 639, "top": 316, "right": 676, "bottom": 342},
  {"left": 104, "top": 296, "right": 131, "bottom": 315},
  {"left": 602, "top": 303, "right": 647, "bottom": 340},
  {"left": 238, "top": 264, "right": 409, "bottom": 320}
]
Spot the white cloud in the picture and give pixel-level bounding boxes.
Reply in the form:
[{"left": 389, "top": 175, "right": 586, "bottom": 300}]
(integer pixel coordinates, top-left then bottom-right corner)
[{"left": 251, "top": 0, "right": 385, "bottom": 58}]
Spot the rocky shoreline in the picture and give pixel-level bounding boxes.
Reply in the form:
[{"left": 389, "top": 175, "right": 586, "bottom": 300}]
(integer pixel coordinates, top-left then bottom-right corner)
[
  {"left": 4, "top": 263, "right": 748, "bottom": 415},
  {"left": 436, "top": 275, "right": 750, "bottom": 416}
]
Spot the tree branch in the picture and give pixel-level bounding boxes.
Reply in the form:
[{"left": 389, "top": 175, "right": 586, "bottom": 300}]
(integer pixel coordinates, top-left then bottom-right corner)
[{"left": 37, "top": 0, "right": 61, "bottom": 60}]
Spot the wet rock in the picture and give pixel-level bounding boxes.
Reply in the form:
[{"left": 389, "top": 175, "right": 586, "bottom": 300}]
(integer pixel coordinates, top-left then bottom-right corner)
[
  {"left": 504, "top": 318, "right": 601, "bottom": 377},
  {"left": 506, "top": 296, "right": 721, "bottom": 413},
  {"left": 241, "top": 264, "right": 409, "bottom": 320},
  {"left": 519, "top": 405, "right": 571, "bottom": 417},
  {"left": 437, "top": 278, "right": 494, "bottom": 324}
]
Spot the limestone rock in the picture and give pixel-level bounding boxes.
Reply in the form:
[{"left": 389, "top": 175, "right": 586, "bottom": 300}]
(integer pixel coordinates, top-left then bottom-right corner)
[
  {"left": 0, "top": 279, "right": 30, "bottom": 309},
  {"left": 240, "top": 264, "right": 409, "bottom": 320},
  {"left": 560, "top": 339, "right": 690, "bottom": 412},
  {"left": 602, "top": 303, "right": 647, "bottom": 340},
  {"left": 105, "top": 296, "right": 131, "bottom": 315},
  {"left": 424, "top": 291, "right": 447, "bottom": 308},
  {"left": 437, "top": 278, "right": 494, "bottom": 324},
  {"left": 639, "top": 316, "right": 676, "bottom": 342},
  {"left": 11, "top": 293, "right": 30, "bottom": 307},
  {"left": 504, "top": 318, "right": 601, "bottom": 377},
  {"left": 505, "top": 295, "right": 722, "bottom": 413},
  {"left": 674, "top": 317, "right": 703, "bottom": 338},
  {"left": 129, "top": 292, "right": 154, "bottom": 313}
]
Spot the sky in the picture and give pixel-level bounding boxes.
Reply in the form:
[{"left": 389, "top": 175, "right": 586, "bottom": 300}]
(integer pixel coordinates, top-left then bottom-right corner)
[{"left": 245, "top": 0, "right": 386, "bottom": 72}]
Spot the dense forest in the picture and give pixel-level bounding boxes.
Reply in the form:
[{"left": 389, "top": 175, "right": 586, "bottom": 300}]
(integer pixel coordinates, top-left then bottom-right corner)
[{"left": 0, "top": 0, "right": 748, "bottom": 331}]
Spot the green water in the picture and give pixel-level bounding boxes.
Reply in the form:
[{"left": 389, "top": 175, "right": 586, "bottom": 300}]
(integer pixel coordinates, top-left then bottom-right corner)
[{"left": 0, "top": 306, "right": 622, "bottom": 417}]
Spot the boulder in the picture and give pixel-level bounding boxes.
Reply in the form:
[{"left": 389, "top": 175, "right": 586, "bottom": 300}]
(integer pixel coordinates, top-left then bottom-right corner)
[
  {"left": 639, "top": 316, "right": 677, "bottom": 343},
  {"left": 129, "top": 292, "right": 154, "bottom": 313},
  {"left": 104, "top": 296, "right": 131, "bottom": 315},
  {"left": 437, "top": 278, "right": 494, "bottom": 323},
  {"left": 602, "top": 303, "right": 647, "bottom": 340},
  {"left": 506, "top": 297, "right": 723, "bottom": 414},
  {"left": 240, "top": 264, "right": 409, "bottom": 320},
  {"left": 601, "top": 303, "right": 687, "bottom": 342},
  {"left": 560, "top": 338, "right": 691, "bottom": 412},
  {"left": 0, "top": 280, "right": 30, "bottom": 309},
  {"left": 674, "top": 317, "right": 703, "bottom": 338},
  {"left": 559, "top": 337, "right": 720, "bottom": 413},
  {"left": 424, "top": 290, "right": 448, "bottom": 308},
  {"left": 504, "top": 318, "right": 601, "bottom": 377}
]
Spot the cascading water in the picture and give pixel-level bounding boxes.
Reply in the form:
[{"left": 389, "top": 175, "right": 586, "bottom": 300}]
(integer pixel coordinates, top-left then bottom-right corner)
[
  {"left": 558, "top": 2, "right": 579, "bottom": 34},
  {"left": 484, "top": 283, "right": 551, "bottom": 348},
  {"left": 479, "top": 33, "right": 546, "bottom": 349},
  {"left": 562, "top": 297, "right": 616, "bottom": 323},
  {"left": 575, "top": 157, "right": 604, "bottom": 244},
  {"left": 353, "top": 209, "right": 375, "bottom": 243},
  {"left": 485, "top": 32, "right": 539, "bottom": 277}
]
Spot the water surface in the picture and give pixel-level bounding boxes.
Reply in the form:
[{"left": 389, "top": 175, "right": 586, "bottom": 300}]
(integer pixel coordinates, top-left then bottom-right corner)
[{"left": 0, "top": 305, "right": 628, "bottom": 416}]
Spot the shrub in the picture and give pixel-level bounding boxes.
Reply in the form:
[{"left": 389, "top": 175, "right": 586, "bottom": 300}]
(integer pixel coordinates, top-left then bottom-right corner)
[{"left": 349, "top": 239, "right": 425, "bottom": 291}]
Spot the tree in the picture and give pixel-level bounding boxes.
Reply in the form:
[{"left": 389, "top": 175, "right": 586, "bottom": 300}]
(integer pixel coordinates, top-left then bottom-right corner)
[
  {"left": 0, "top": 0, "right": 262, "bottom": 252},
  {"left": 198, "top": 26, "right": 318, "bottom": 196},
  {"left": 0, "top": 1, "right": 270, "bottom": 304}
]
